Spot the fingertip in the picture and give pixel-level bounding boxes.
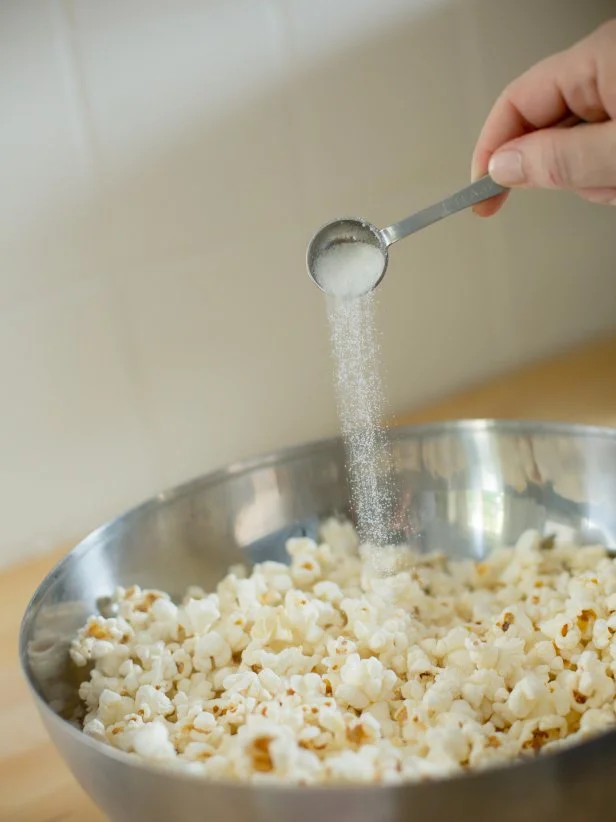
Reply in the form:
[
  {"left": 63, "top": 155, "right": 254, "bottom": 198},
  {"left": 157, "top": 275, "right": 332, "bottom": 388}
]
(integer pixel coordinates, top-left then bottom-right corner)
[
  {"left": 473, "top": 192, "right": 508, "bottom": 218},
  {"left": 470, "top": 151, "right": 489, "bottom": 183}
]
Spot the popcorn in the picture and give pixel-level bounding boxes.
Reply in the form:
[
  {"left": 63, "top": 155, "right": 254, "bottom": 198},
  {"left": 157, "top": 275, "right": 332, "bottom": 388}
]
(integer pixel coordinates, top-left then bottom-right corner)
[
  {"left": 134, "top": 684, "right": 174, "bottom": 720},
  {"left": 194, "top": 632, "right": 232, "bottom": 672},
  {"left": 71, "top": 523, "right": 616, "bottom": 785},
  {"left": 183, "top": 597, "right": 220, "bottom": 635},
  {"left": 507, "top": 674, "right": 548, "bottom": 719},
  {"left": 131, "top": 721, "right": 176, "bottom": 760},
  {"left": 97, "top": 689, "right": 134, "bottom": 726}
]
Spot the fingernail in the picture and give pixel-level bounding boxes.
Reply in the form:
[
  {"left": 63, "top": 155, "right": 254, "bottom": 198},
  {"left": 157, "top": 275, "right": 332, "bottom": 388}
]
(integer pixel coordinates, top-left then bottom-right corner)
[
  {"left": 488, "top": 150, "right": 525, "bottom": 186},
  {"left": 596, "top": 192, "right": 616, "bottom": 206},
  {"left": 584, "top": 189, "right": 616, "bottom": 206}
]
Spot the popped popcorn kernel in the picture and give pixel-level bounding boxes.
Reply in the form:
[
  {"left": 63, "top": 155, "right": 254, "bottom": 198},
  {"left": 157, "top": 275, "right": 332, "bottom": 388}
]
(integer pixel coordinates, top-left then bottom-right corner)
[{"left": 72, "top": 522, "right": 616, "bottom": 785}]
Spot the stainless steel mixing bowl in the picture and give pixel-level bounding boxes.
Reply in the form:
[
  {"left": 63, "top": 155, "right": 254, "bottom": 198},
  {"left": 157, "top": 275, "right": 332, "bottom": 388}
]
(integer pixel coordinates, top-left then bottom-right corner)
[{"left": 20, "top": 420, "right": 616, "bottom": 822}]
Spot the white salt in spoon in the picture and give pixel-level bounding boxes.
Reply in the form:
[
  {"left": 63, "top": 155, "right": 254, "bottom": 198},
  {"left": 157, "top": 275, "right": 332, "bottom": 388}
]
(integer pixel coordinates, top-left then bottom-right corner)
[{"left": 306, "top": 174, "right": 507, "bottom": 298}]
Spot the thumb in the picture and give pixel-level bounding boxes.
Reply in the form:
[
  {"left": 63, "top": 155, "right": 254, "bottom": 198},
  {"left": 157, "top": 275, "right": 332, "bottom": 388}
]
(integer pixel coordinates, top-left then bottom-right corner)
[{"left": 488, "top": 121, "right": 616, "bottom": 190}]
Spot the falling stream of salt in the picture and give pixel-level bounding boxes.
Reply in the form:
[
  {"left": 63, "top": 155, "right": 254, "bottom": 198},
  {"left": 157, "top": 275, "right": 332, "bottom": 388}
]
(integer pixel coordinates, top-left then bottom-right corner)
[
  {"left": 313, "top": 240, "right": 399, "bottom": 570},
  {"left": 326, "top": 292, "right": 397, "bottom": 560}
]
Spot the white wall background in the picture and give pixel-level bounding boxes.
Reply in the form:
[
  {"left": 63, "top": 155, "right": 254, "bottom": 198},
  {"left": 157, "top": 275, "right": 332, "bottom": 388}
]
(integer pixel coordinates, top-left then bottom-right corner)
[{"left": 1, "top": 0, "right": 615, "bottom": 567}]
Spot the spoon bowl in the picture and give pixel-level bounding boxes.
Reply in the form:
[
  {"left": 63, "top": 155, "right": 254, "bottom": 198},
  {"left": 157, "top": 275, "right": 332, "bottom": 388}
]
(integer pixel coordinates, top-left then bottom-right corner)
[{"left": 306, "top": 217, "right": 388, "bottom": 297}]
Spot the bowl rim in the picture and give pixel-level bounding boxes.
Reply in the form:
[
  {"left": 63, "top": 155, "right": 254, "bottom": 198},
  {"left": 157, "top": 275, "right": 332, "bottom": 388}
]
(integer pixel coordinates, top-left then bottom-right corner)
[{"left": 19, "top": 417, "right": 616, "bottom": 792}]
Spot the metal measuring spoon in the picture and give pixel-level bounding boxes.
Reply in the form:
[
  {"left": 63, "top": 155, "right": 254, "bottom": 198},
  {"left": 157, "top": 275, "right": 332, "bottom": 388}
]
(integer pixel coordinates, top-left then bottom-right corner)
[{"left": 306, "top": 175, "right": 507, "bottom": 297}]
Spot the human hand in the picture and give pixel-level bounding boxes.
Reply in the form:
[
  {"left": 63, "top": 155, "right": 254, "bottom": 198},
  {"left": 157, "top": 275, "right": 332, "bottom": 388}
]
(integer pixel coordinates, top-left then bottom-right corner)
[{"left": 472, "top": 19, "right": 616, "bottom": 216}]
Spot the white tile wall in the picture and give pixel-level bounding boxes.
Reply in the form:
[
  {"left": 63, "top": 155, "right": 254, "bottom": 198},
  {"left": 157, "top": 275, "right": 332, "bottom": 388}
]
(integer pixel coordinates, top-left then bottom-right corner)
[
  {"left": 0, "top": 276, "right": 155, "bottom": 560},
  {"left": 0, "top": 0, "right": 614, "bottom": 566}
]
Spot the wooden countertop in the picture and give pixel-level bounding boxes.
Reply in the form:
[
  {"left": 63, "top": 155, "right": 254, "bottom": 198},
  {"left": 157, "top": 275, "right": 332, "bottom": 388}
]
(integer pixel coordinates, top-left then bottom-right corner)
[{"left": 3, "top": 333, "right": 616, "bottom": 822}]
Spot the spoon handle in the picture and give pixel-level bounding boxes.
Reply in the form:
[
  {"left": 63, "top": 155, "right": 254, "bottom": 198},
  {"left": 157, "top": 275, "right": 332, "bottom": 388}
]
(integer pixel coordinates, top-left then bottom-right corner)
[{"left": 380, "top": 175, "right": 507, "bottom": 247}]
